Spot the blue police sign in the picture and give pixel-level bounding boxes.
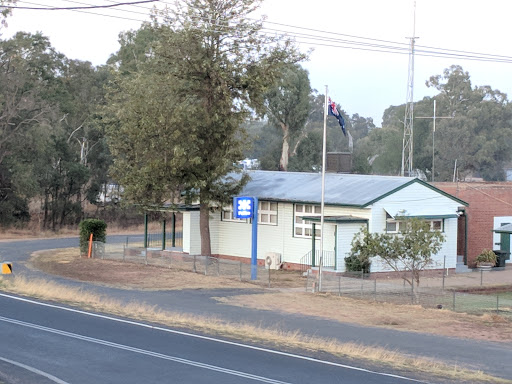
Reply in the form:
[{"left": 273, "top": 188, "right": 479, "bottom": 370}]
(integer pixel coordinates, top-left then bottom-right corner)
[{"left": 233, "top": 197, "right": 254, "bottom": 219}]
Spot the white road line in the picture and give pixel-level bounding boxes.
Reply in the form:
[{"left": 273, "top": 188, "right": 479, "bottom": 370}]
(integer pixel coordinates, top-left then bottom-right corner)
[
  {"left": 0, "top": 316, "right": 290, "bottom": 384},
  {"left": 0, "top": 356, "right": 71, "bottom": 384},
  {"left": 0, "top": 292, "right": 428, "bottom": 383}
]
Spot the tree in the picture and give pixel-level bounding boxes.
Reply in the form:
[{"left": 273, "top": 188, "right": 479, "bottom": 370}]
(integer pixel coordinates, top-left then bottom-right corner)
[
  {"left": 351, "top": 218, "right": 445, "bottom": 299},
  {"left": 0, "top": 0, "right": 15, "bottom": 28},
  {"left": 263, "top": 64, "right": 311, "bottom": 171},
  {"left": 106, "top": 0, "right": 305, "bottom": 256}
]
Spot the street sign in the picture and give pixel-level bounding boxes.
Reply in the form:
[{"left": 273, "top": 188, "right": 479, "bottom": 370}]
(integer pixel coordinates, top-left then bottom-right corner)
[{"left": 233, "top": 196, "right": 254, "bottom": 219}]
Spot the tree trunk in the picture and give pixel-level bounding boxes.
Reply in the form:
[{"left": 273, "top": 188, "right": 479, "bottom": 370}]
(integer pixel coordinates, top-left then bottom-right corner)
[
  {"left": 199, "top": 200, "right": 211, "bottom": 257},
  {"left": 279, "top": 122, "right": 290, "bottom": 171}
]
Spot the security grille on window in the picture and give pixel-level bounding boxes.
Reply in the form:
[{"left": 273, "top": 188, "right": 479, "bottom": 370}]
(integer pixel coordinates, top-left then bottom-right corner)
[
  {"left": 294, "top": 204, "right": 321, "bottom": 238},
  {"left": 259, "top": 201, "right": 278, "bottom": 225}
]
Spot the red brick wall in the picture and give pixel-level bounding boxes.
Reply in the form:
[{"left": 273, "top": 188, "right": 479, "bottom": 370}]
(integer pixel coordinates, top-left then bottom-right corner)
[{"left": 434, "top": 182, "right": 512, "bottom": 267}]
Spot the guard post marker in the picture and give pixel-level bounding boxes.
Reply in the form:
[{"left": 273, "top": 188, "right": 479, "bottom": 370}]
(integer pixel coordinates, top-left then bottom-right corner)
[
  {"left": 1, "top": 262, "right": 12, "bottom": 274},
  {"left": 87, "top": 233, "right": 93, "bottom": 258}
]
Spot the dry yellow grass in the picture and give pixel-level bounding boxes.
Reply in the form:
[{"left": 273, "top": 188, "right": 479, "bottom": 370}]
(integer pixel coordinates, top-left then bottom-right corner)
[{"left": 0, "top": 276, "right": 510, "bottom": 383}]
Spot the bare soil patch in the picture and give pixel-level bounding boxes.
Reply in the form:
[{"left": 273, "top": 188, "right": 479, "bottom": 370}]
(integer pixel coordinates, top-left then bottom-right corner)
[
  {"left": 28, "top": 248, "right": 512, "bottom": 344},
  {"left": 30, "top": 248, "right": 256, "bottom": 290}
]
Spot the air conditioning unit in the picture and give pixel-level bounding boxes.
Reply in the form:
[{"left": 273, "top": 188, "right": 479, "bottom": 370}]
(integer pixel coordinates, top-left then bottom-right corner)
[{"left": 265, "top": 252, "right": 282, "bottom": 270}]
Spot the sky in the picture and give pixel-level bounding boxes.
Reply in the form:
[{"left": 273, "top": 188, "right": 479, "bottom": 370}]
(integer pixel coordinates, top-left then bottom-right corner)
[{"left": 3, "top": 0, "right": 512, "bottom": 126}]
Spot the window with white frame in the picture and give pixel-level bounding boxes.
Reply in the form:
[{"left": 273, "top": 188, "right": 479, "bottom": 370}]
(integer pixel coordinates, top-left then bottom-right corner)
[
  {"left": 221, "top": 206, "right": 247, "bottom": 222},
  {"left": 258, "top": 201, "right": 278, "bottom": 225},
  {"left": 385, "top": 214, "right": 444, "bottom": 233},
  {"left": 294, "top": 204, "right": 321, "bottom": 238}
]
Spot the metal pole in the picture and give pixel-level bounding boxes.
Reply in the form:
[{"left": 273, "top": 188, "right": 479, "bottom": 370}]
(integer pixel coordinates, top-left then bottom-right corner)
[
  {"left": 251, "top": 197, "right": 259, "bottom": 280},
  {"left": 162, "top": 219, "right": 166, "bottom": 251},
  {"left": 171, "top": 212, "right": 176, "bottom": 248},
  {"left": 319, "top": 85, "right": 328, "bottom": 292},
  {"left": 432, "top": 100, "right": 436, "bottom": 182},
  {"left": 143, "top": 212, "right": 148, "bottom": 249},
  {"left": 312, "top": 223, "right": 316, "bottom": 267},
  {"left": 452, "top": 290, "right": 456, "bottom": 311},
  {"left": 442, "top": 255, "right": 446, "bottom": 290},
  {"left": 480, "top": 268, "right": 483, "bottom": 286}
]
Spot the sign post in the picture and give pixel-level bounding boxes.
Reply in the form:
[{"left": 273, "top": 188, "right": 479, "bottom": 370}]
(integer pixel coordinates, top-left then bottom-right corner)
[{"left": 234, "top": 196, "right": 258, "bottom": 280}]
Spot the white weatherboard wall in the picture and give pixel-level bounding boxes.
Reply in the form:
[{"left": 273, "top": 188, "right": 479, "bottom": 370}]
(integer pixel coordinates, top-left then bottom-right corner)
[
  {"left": 210, "top": 202, "right": 370, "bottom": 265},
  {"left": 493, "top": 216, "right": 512, "bottom": 249},
  {"left": 370, "top": 182, "right": 460, "bottom": 272},
  {"left": 493, "top": 217, "right": 512, "bottom": 265},
  {"left": 182, "top": 211, "right": 201, "bottom": 255},
  {"left": 336, "top": 222, "right": 367, "bottom": 272}
]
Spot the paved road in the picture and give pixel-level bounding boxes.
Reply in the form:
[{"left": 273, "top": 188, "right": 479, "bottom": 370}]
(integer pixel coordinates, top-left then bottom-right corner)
[
  {"left": 1, "top": 238, "right": 512, "bottom": 382},
  {"left": 0, "top": 293, "right": 424, "bottom": 384}
]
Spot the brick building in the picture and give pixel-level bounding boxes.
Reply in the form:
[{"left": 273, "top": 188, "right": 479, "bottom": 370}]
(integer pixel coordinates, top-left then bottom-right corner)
[{"left": 434, "top": 182, "right": 512, "bottom": 267}]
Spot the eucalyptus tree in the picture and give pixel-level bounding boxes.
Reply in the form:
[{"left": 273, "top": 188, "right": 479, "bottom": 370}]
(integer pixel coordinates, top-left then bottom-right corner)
[
  {"left": 263, "top": 64, "right": 311, "bottom": 171},
  {"left": 107, "top": 0, "right": 305, "bottom": 256}
]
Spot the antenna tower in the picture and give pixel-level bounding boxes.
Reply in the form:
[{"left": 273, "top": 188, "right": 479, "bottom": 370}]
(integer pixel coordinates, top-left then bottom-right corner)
[{"left": 401, "top": 1, "right": 418, "bottom": 177}]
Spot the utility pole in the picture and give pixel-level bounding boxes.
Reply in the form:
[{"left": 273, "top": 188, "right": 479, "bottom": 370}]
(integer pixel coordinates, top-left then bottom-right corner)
[
  {"left": 401, "top": 1, "right": 418, "bottom": 177},
  {"left": 415, "top": 100, "right": 452, "bottom": 182}
]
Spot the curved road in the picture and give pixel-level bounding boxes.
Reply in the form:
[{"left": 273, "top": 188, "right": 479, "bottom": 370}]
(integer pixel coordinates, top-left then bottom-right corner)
[{"left": 1, "top": 237, "right": 511, "bottom": 382}]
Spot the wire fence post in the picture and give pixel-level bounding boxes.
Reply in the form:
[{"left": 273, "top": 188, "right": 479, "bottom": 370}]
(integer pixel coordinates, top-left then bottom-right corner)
[
  {"left": 452, "top": 290, "right": 456, "bottom": 311},
  {"left": 480, "top": 268, "right": 483, "bottom": 286},
  {"left": 360, "top": 270, "right": 364, "bottom": 297},
  {"left": 442, "top": 255, "right": 446, "bottom": 290}
]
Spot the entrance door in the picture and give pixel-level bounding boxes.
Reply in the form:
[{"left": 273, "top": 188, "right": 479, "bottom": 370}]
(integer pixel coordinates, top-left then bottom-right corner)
[{"left": 336, "top": 223, "right": 366, "bottom": 272}]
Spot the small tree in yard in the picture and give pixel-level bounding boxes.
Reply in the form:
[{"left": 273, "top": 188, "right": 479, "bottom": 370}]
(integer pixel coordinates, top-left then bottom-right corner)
[{"left": 351, "top": 218, "right": 445, "bottom": 299}]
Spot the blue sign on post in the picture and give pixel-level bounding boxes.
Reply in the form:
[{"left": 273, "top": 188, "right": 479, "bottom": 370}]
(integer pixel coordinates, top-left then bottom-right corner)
[
  {"left": 233, "top": 196, "right": 258, "bottom": 280},
  {"left": 233, "top": 196, "right": 254, "bottom": 219}
]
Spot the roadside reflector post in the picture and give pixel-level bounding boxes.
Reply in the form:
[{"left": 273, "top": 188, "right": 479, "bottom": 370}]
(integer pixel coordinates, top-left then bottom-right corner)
[
  {"left": 87, "top": 233, "right": 94, "bottom": 258},
  {"left": 1, "top": 262, "right": 12, "bottom": 274}
]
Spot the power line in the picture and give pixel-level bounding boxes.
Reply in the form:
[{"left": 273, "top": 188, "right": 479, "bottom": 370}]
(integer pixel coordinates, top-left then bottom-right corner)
[
  {"left": 8, "top": 0, "right": 512, "bottom": 65},
  {"left": 3, "top": 0, "right": 159, "bottom": 10}
]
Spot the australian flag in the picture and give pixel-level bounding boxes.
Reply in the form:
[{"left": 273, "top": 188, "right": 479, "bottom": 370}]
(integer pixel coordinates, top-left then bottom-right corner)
[{"left": 328, "top": 97, "right": 346, "bottom": 136}]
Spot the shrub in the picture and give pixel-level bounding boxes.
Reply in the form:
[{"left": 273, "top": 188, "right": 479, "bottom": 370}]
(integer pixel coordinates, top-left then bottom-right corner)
[
  {"left": 344, "top": 254, "right": 371, "bottom": 273},
  {"left": 476, "top": 249, "right": 497, "bottom": 264},
  {"left": 79, "top": 219, "right": 107, "bottom": 255}
]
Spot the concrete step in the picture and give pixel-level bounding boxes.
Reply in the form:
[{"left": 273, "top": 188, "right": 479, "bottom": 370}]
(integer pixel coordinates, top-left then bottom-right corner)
[{"left": 455, "top": 262, "right": 472, "bottom": 274}]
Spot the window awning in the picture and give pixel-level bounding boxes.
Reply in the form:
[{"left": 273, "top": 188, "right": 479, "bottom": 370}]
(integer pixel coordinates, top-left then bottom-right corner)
[
  {"left": 383, "top": 205, "right": 458, "bottom": 220},
  {"left": 301, "top": 215, "right": 368, "bottom": 224},
  {"left": 493, "top": 223, "right": 512, "bottom": 234}
]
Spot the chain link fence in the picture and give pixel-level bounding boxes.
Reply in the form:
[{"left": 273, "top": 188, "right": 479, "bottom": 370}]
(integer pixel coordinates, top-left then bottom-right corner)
[
  {"left": 306, "top": 270, "right": 512, "bottom": 318},
  {"left": 91, "top": 242, "right": 291, "bottom": 287},
  {"left": 90, "top": 241, "right": 512, "bottom": 317}
]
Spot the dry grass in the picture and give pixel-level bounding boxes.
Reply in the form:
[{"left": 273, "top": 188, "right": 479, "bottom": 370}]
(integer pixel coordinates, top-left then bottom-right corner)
[
  {"left": 29, "top": 248, "right": 512, "bottom": 343},
  {"left": 0, "top": 275, "right": 509, "bottom": 383},
  {"left": 215, "top": 292, "right": 512, "bottom": 343}
]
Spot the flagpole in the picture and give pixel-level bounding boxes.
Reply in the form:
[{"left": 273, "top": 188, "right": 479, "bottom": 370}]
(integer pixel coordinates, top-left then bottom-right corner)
[{"left": 319, "top": 85, "right": 328, "bottom": 292}]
